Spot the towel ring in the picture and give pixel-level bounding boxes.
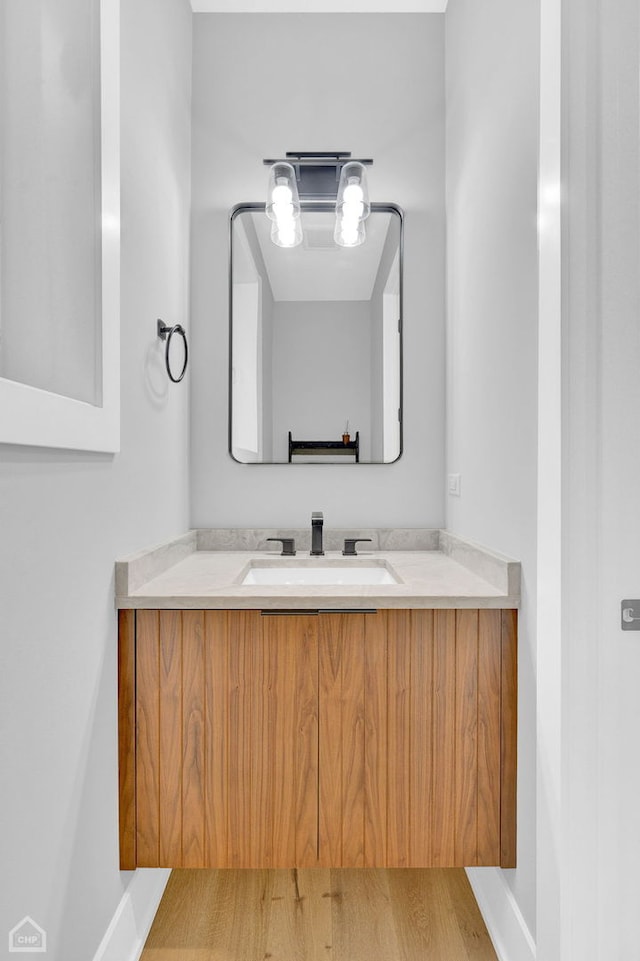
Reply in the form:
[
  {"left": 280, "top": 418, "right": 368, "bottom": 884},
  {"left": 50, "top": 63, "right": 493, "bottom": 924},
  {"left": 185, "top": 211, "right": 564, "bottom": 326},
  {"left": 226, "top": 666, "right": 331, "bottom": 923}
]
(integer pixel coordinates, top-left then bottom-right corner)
[{"left": 157, "top": 320, "right": 188, "bottom": 383}]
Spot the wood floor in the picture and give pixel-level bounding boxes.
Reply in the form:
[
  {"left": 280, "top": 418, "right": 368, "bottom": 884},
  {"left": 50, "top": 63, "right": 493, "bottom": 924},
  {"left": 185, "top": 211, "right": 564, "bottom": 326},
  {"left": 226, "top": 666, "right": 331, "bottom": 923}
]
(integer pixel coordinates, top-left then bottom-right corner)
[{"left": 141, "top": 868, "right": 498, "bottom": 961}]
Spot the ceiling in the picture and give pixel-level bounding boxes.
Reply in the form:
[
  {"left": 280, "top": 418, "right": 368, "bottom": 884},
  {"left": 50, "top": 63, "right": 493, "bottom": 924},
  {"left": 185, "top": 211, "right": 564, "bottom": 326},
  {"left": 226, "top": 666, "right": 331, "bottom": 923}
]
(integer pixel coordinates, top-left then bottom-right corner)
[
  {"left": 191, "top": 1, "right": 447, "bottom": 12},
  {"left": 239, "top": 210, "right": 394, "bottom": 302}
]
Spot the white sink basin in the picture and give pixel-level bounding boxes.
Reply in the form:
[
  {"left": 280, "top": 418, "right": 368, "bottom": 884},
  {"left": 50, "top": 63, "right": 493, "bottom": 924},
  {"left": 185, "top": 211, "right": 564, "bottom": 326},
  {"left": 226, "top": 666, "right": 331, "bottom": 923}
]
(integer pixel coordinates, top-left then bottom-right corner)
[{"left": 241, "top": 562, "right": 400, "bottom": 586}]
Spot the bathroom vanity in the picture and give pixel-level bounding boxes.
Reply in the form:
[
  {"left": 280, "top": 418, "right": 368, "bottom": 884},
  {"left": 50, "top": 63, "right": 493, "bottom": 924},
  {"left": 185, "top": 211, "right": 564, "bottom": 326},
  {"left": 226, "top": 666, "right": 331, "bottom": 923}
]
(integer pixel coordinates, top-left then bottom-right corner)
[{"left": 116, "top": 530, "right": 519, "bottom": 873}]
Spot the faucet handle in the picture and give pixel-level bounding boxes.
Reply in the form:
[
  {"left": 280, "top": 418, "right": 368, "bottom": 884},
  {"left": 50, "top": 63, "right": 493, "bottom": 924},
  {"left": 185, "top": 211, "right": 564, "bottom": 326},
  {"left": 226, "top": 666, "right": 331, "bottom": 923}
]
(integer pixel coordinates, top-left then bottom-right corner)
[
  {"left": 342, "top": 538, "right": 373, "bottom": 556},
  {"left": 266, "top": 537, "right": 296, "bottom": 556}
]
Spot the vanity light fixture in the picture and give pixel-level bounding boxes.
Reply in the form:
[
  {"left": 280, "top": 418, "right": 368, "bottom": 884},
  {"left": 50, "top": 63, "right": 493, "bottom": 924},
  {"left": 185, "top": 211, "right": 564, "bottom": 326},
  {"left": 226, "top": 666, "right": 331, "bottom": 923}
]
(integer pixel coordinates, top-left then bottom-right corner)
[
  {"left": 334, "top": 161, "right": 370, "bottom": 248},
  {"left": 270, "top": 216, "right": 303, "bottom": 248},
  {"left": 334, "top": 217, "right": 366, "bottom": 248},
  {"left": 263, "top": 152, "right": 373, "bottom": 248},
  {"left": 265, "top": 161, "right": 302, "bottom": 247}
]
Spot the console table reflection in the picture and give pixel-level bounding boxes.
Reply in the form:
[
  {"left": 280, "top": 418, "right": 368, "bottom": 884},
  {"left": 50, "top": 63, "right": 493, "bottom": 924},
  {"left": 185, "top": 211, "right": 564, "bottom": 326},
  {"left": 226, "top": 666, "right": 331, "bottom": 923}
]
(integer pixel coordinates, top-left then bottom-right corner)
[{"left": 288, "top": 431, "right": 360, "bottom": 462}]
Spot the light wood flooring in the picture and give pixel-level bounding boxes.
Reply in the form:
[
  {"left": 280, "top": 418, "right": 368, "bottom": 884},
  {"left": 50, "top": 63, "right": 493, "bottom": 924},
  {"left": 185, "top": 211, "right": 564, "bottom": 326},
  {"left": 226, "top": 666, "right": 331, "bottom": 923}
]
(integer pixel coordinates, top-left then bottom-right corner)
[{"left": 141, "top": 868, "right": 498, "bottom": 961}]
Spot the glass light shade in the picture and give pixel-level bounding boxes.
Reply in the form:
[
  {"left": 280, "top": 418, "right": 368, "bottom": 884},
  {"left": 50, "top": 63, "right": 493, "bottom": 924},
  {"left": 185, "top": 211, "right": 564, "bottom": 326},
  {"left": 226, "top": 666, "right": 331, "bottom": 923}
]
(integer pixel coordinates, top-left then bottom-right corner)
[
  {"left": 335, "top": 161, "right": 370, "bottom": 221},
  {"left": 266, "top": 162, "right": 301, "bottom": 222},
  {"left": 271, "top": 217, "right": 303, "bottom": 248},
  {"left": 334, "top": 217, "right": 366, "bottom": 248}
]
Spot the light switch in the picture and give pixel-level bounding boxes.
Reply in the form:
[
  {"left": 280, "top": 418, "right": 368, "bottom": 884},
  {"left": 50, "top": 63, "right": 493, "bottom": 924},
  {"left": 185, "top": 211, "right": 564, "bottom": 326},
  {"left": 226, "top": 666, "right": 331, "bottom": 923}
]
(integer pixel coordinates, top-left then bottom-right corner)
[
  {"left": 448, "top": 473, "right": 461, "bottom": 496},
  {"left": 621, "top": 600, "right": 640, "bottom": 630}
]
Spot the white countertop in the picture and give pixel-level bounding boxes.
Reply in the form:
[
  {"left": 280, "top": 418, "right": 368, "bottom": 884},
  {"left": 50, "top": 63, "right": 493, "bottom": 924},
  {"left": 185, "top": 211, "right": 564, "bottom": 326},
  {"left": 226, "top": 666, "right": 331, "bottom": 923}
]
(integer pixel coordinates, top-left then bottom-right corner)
[{"left": 115, "top": 530, "right": 520, "bottom": 610}]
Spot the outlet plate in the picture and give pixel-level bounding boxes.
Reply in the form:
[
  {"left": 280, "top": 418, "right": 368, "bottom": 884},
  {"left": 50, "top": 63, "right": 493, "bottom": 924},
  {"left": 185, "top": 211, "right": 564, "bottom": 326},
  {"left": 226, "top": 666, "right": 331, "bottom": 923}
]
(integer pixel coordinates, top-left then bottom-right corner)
[{"left": 448, "top": 473, "right": 461, "bottom": 496}]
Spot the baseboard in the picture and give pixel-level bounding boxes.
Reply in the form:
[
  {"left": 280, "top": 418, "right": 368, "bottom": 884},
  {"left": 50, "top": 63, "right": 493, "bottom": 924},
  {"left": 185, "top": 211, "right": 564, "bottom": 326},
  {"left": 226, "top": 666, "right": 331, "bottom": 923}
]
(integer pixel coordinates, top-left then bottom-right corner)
[
  {"left": 92, "top": 869, "right": 171, "bottom": 961},
  {"left": 466, "top": 867, "right": 536, "bottom": 961}
]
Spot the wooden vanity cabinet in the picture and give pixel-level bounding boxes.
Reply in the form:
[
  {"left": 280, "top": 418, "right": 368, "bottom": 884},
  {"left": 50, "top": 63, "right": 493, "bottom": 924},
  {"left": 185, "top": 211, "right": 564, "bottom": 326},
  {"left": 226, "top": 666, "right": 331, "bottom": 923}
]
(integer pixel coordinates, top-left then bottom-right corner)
[{"left": 118, "top": 608, "right": 517, "bottom": 870}]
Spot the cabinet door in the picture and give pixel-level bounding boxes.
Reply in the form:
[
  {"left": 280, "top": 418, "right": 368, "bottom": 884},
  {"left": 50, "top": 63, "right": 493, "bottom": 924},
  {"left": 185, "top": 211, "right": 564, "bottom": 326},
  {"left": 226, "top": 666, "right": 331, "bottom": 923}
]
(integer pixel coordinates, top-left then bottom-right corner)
[
  {"left": 315, "top": 610, "right": 516, "bottom": 869},
  {"left": 384, "top": 608, "right": 516, "bottom": 868},
  {"left": 132, "top": 610, "right": 318, "bottom": 868}
]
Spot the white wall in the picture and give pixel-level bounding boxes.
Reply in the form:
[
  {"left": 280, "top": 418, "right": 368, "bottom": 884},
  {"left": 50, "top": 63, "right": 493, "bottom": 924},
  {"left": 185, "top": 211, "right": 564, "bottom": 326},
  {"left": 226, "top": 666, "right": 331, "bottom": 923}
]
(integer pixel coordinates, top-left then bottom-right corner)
[
  {"left": 190, "top": 13, "right": 445, "bottom": 527},
  {"left": 445, "top": 0, "right": 539, "bottom": 943},
  {"left": 271, "top": 300, "right": 372, "bottom": 462},
  {"left": 0, "top": 1, "right": 192, "bottom": 959}
]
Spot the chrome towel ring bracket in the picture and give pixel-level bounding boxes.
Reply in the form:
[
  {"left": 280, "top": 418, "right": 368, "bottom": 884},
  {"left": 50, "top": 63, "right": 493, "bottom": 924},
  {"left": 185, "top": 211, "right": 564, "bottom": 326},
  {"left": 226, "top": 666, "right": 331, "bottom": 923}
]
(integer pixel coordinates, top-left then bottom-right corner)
[{"left": 157, "top": 319, "right": 188, "bottom": 383}]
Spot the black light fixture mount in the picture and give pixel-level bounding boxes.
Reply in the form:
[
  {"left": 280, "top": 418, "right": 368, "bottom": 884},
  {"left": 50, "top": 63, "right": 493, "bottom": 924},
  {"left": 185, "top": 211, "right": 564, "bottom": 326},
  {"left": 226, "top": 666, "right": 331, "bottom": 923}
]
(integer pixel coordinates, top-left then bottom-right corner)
[{"left": 262, "top": 151, "right": 373, "bottom": 201}]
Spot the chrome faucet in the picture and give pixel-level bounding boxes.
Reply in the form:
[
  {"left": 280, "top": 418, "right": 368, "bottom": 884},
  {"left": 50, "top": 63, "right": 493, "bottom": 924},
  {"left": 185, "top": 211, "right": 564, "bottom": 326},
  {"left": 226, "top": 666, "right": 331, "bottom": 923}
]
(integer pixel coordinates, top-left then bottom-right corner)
[{"left": 310, "top": 511, "right": 324, "bottom": 556}]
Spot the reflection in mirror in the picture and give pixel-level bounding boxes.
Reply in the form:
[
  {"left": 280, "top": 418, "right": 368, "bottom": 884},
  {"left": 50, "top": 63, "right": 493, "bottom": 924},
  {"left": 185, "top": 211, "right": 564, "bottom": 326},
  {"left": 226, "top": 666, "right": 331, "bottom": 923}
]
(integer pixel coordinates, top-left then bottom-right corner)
[
  {"left": 230, "top": 203, "right": 402, "bottom": 464},
  {"left": 0, "top": 0, "right": 102, "bottom": 404}
]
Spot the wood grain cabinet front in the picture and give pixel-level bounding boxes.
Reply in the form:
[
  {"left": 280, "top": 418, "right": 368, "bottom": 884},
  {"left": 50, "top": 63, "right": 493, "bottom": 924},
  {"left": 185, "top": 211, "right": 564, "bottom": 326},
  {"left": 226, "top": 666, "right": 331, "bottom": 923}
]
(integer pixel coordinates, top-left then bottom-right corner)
[{"left": 118, "top": 608, "right": 517, "bottom": 870}]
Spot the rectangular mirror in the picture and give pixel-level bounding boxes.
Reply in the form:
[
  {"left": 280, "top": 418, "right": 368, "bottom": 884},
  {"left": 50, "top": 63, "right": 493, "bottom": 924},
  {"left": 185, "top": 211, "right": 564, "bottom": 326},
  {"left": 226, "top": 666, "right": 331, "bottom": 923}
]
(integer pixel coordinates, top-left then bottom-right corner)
[
  {"left": 229, "top": 203, "right": 402, "bottom": 464},
  {"left": 0, "top": 0, "right": 119, "bottom": 452}
]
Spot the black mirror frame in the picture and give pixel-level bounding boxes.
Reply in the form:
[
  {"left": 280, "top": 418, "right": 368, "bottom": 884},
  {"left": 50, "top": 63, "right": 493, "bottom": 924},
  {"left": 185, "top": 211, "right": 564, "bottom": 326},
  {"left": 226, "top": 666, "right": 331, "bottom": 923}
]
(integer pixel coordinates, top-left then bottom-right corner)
[{"left": 228, "top": 201, "right": 404, "bottom": 466}]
